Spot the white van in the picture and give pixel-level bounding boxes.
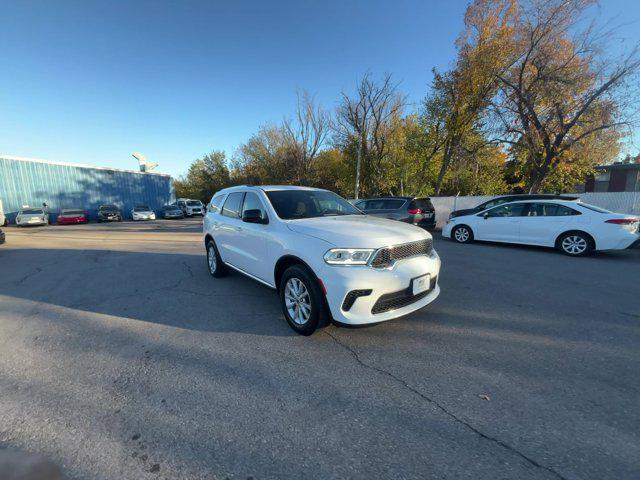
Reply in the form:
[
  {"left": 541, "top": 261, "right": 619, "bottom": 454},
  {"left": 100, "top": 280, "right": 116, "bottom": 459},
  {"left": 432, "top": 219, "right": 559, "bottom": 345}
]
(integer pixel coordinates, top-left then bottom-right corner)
[{"left": 176, "top": 198, "right": 204, "bottom": 216}]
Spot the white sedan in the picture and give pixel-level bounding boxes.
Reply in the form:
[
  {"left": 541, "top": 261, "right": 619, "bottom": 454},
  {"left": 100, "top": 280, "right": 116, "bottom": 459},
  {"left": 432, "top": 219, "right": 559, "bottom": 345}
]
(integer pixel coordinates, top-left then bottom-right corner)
[
  {"left": 16, "top": 207, "right": 49, "bottom": 226},
  {"left": 131, "top": 205, "right": 156, "bottom": 221},
  {"left": 442, "top": 199, "right": 639, "bottom": 256}
]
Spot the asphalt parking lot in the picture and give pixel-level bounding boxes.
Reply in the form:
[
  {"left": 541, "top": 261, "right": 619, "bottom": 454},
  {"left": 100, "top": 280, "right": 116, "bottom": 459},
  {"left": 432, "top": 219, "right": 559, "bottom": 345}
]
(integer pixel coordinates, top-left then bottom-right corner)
[{"left": 0, "top": 220, "right": 638, "bottom": 480}]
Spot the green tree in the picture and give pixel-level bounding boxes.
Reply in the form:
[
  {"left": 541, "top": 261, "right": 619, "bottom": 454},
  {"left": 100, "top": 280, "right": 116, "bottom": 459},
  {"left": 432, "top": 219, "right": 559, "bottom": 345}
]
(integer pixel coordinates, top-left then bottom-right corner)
[{"left": 174, "top": 150, "right": 231, "bottom": 201}]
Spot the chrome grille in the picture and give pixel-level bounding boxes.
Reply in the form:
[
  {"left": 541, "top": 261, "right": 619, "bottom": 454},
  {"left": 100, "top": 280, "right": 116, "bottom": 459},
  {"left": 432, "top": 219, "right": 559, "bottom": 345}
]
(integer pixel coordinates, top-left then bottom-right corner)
[{"left": 370, "top": 238, "right": 433, "bottom": 268}]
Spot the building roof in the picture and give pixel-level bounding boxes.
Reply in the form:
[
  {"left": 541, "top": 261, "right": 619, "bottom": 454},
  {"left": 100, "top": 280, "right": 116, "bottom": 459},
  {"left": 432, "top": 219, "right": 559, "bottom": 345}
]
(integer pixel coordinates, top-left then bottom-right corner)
[{"left": 0, "top": 154, "right": 171, "bottom": 177}]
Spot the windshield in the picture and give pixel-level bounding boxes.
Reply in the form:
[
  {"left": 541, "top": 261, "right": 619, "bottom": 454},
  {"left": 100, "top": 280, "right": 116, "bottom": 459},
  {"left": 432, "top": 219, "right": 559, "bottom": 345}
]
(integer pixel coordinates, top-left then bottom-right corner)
[
  {"left": 164, "top": 205, "right": 180, "bottom": 210},
  {"left": 99, "top": 205, "right": 118, "bottom": 211},
  {"left": 134, "top": 206, "right": 151, "bottom": 212},
  {"left": 579, "top": 203, "right": 611, "bottom": 214},
  {"left": 62, "top": 209, "right": 83, "bottom": 214},
  {"left": 187, "top": 201, "right": 202, "bottom": 206},
  {"left": 265, "top": 190, "right": 362, "bottom": 220},
  {"left": 20, "top": 208, "right": 43, "bottom": 214}
]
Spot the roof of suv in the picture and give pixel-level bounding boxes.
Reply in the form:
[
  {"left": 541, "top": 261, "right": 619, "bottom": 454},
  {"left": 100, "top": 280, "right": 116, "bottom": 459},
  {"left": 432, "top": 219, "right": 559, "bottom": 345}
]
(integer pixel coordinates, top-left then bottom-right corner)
[
  {"left": 218, "top": 185, "right": 327, "bottom": 193},
  {"left": 491, "top": 194, "right": 579, "bottom": 200},
  {"left": 500, "top": 199, "right": 580, "bottom": 204},
  {"left": 357, "top": 196, "right": 414, "bottom": 201}
]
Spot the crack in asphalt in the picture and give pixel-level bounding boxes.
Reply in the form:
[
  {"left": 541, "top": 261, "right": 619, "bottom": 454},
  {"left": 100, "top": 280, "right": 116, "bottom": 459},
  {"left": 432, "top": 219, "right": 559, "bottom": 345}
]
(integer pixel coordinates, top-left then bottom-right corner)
[
  {"left": 324, "top": 329, "right": 568, "bottom": 480},
  {"left": 14, "top": 267, "right": 43, "bottom": 285}
]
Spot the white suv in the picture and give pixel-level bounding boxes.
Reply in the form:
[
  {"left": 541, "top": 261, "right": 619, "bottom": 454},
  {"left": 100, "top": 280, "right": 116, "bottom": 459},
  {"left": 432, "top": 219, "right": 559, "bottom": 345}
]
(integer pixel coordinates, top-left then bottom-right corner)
[
  {"left": 203, "top": 185, "right": 441, "bottom": 335},
  {"left": 176, "top": 198, "right": 204, "bottom": 216}
]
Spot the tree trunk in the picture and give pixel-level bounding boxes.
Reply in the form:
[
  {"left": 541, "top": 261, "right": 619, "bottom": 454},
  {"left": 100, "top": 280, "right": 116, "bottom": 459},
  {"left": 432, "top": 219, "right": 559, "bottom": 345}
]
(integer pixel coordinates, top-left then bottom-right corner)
[{"left": 434, "top": 141, "right": 453, "bottom": 195}]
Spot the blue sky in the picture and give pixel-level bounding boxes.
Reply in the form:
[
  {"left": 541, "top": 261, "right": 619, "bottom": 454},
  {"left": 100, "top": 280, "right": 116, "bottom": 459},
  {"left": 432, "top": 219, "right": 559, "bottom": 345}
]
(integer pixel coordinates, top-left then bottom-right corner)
[{"left": 1, "top": 0, "right": 639, "bottom": 177}]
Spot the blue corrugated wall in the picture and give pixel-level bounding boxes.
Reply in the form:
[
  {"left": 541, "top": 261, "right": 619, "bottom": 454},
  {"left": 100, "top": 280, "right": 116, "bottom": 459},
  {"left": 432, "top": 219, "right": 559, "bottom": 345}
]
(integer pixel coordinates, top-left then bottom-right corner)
[{"left": 0, "top": 157, "right": 175, "bottom": 222}]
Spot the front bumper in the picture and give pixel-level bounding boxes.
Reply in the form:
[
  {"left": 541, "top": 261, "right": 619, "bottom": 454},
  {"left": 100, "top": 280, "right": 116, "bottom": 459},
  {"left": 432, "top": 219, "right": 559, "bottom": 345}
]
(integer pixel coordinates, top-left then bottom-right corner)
[
  {"left": 441, "top": 222, "right": 454, "bottom": 238},
  {"left": 320, "top": 252, "right": 441, "bottom": 325}
]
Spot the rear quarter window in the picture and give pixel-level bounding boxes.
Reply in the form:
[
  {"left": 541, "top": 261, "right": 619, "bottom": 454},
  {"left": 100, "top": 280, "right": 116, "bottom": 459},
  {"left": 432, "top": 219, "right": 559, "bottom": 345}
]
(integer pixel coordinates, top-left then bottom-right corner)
[
  {"left": 408, "top": 198, "right": 433, "bottom": 210},
  {"left": 208, "top": 195, "right": 225, "bottom": 213},
  {"left": 221, "top": 192, "right": 244, "bottom": 218}
]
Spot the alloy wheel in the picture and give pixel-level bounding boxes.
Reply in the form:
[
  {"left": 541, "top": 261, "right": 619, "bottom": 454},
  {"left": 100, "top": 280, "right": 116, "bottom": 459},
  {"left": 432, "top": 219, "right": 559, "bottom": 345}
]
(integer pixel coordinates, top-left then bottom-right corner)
[
  {"left": 284, "top": 277, "right": 311, "bottom": 325},
  {"left": 561, "top": 235, "right": 587, "bottom": 255},
  {"left": 207, "top": 245, "right": 217, "bottom": 274},
  {"left": 454, "top": 227, "right": 470, "bottom": 242}
]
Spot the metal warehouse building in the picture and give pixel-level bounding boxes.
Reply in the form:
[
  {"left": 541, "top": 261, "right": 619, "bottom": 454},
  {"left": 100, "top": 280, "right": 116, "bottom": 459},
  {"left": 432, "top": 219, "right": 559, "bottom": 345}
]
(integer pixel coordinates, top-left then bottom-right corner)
[{"left": 0, "top": 155, "right": 175, "bottom": 223}]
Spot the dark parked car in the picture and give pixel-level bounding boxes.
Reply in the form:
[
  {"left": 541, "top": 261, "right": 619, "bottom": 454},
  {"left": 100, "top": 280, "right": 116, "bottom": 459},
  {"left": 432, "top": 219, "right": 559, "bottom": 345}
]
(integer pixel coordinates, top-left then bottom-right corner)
[
  {"left": 162, "top": 204, "right": 184, "bottom": 219},
  {"left": 0, "top": 228, "right": 5, "bottom": 244},
  {"left": 353, "top": 196, "right": 436, "bottom": 229},
  {"left": 449, "top": 194, "right": 580, "bottom": 219},
  {"left": 97, "top": 205, "right": 123, "bottom": 222}
]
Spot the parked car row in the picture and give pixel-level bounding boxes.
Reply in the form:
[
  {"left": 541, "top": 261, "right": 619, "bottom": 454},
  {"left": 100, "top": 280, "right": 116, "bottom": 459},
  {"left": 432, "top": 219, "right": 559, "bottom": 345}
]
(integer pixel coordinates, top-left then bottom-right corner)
[{"left": 6, "top": 199, "right": 206, "bottom": 226}]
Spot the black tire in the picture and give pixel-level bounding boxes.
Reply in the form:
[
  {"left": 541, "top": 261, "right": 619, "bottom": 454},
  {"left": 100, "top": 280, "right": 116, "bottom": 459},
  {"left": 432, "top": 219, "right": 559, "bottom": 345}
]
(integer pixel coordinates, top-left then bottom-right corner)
[
  {"left": 206, "top": 240, "right": 228, "bottom": 277},
  {"left": 279, "top": 265, "right": 328, "bottom": 336},
  {"left": 557, "top": 231, "right": 594, "bottom": 257},
  {"left": 452, "top": 224, "right": 473, "bottom": 243}
]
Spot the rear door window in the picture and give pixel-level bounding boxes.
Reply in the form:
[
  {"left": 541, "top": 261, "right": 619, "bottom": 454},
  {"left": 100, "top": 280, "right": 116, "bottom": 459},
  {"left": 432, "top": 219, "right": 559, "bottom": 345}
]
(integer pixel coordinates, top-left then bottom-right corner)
[
  {"left": 527, "top": 203, "right": 580, "bottom": 216},
  {"left": 364, "top": 200, "right": 386, "bottom": 210},
  {"left": 221, "top": 192, "right": 244, "bottom": 218},
  {"left": 382, "top": 199, "right": 406, "bottom": 209}
]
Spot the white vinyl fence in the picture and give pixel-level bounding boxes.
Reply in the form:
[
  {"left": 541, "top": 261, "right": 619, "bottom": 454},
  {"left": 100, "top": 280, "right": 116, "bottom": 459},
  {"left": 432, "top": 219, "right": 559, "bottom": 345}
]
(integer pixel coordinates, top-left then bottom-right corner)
[{"left": 430, "top": 192, "right": 640, "bottom": 229}]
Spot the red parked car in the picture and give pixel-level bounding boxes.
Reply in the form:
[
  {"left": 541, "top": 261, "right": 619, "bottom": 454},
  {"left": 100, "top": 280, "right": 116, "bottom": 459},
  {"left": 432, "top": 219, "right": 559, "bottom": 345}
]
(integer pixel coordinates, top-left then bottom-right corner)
[{"left": 57, "top": 208, "right": 89, "bottom": 225}]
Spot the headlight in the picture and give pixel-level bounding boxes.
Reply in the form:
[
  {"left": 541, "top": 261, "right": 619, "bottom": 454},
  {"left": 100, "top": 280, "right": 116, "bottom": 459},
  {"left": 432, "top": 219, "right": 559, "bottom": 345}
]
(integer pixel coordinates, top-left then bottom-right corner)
[{"left": 324, "top": 248, "right": 375, "bottom": 265}]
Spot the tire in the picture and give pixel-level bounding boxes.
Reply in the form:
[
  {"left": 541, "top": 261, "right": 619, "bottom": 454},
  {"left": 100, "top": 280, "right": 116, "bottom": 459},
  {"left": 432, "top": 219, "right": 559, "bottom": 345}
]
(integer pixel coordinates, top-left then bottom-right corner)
[
  {"left": 557, "top": 231, "right": 593, "bottom": 257},
  {"left": 279, "top": 265, "right": 328, "bottom": 336},
  {"left": 206, "top": 240, "right": 228, "bottom": 277},
  {"left": 452, "top": 225, "right": 473, "bottom": 243}
]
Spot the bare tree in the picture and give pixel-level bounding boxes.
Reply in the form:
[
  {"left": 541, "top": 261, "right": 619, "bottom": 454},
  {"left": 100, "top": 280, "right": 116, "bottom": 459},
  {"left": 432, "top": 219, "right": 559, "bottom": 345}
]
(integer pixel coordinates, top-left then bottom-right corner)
[
  {"left": 490, "top": 0, "right": 640, "bottom": 192},
  {"left": 334, "top": 73, "right": 404, "bottom": 198},
  {"left": 282, "top": 91, "right": 330, "bottom": 183}
]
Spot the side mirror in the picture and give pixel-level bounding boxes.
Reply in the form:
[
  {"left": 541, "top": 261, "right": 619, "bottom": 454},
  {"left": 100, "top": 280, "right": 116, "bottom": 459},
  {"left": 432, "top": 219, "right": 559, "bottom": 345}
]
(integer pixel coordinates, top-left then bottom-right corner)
[
  {"left": 242, "top": 209, "right": 268, "bottom": 224},
  {"left": 483, "top": 212, "right": 490, "bottom": 219}
]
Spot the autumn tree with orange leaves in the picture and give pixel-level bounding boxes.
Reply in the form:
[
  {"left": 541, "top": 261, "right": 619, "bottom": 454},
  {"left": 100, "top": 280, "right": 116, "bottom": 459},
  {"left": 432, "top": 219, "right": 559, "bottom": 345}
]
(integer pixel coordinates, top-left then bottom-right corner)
[{"left": 471, "top": 0, "right": 640, "bottom": 192}]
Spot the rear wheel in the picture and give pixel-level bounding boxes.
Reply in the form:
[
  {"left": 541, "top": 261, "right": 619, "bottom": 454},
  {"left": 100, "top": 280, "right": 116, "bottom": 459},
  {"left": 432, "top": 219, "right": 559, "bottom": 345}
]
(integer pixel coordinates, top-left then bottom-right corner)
[
  {"left": 279, "top": 265, "right": 327, "bottom": 336},
  {"left": 452, "top": 225, "right": 473, "bottom": 243},
  {"left": 206, "top": 240, "right": 228, "bottom": 277},
  {"left": 557, "top": 232, "right": 593, "bottom": 257}
]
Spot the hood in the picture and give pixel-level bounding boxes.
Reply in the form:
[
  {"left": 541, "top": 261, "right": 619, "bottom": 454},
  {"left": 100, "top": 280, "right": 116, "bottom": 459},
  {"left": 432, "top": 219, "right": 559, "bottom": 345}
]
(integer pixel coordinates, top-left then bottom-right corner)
[
  {"left": 286, "top": 215, "right": 430, "bottom": 248},
  {"left": 450, "top": 208, "right": 480, "bottom": 218}
]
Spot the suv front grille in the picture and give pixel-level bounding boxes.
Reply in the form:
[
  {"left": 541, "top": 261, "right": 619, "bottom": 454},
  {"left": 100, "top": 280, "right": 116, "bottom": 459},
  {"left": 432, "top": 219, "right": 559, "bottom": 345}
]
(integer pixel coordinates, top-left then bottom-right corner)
[
  {"left": 370, "top": 238, "right": 433, "bottom": 268},
  {"left": 371, "top": 275, "right": 437, "bottom": 314}
]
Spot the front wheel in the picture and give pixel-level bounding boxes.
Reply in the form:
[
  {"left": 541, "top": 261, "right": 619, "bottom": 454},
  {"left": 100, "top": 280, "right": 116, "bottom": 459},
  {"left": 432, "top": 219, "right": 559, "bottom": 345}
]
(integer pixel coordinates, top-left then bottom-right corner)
[
  {"left": 279, "top": 265, "right": 328, "bottom": 336},
  {"left": 557, "top": 232, "right": 593, "bottom": 257},
  {"left": 452, "top": 225, "right": 473, "bottom": 243}
]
